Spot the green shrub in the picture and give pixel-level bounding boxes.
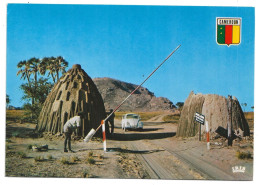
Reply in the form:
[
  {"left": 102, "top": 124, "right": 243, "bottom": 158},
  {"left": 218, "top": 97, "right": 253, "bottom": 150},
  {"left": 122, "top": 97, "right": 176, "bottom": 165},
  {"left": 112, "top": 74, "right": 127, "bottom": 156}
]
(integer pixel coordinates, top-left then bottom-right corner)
[
  {"left": 82, "top": 171, "right": 89, "bottom": 178},
  {"left": 6, "top": 145, "right": 11, "bottom": 150},
  {"left": 87, "top": 157, "right": 96, "bottom": 165},
  {"left": 27, "top": 144, "right": 33, "bottom": 150},
  {"left": 88, "top": 151, "right": 94, "bottom": 157},
  {"left": 17, "top": 151, "right": 27, "bottom": 158}
]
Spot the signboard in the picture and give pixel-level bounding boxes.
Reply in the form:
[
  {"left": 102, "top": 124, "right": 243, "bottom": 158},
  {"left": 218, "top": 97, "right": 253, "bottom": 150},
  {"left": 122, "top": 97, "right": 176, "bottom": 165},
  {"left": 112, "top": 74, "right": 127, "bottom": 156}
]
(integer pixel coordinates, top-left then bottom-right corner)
[
  {"left": 216, "top": 17, "right": 241, "bottom": 46},
  {"left": 194, "top": 112, "right": 205, "bottom": 125}
]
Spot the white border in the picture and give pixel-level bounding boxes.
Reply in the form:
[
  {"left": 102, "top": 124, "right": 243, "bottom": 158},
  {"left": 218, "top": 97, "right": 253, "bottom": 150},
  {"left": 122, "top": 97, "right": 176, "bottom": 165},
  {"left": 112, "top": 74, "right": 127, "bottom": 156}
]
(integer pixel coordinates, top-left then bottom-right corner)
[{"left": 1, "top": 1, "right": 258, "bottom": 185}]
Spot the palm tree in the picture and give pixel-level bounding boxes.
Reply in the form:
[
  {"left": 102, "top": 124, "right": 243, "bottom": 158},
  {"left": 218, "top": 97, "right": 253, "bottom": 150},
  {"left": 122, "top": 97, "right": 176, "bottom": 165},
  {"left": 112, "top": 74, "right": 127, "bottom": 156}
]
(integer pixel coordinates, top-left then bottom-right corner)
[
  {"left": 54, "top": 56, "right": 68, "bottom": 81},
  {"left": 6, "top": 94, "right": 10, "bottom": 108},
  {"left": 43, "top": 56, "right": 68, "bottom": 83},
  {"left": 17, "top": 60, "right": 32, "bottom": 87},
  {"left": 39, "top": 57, "right": 48, "bottom": 76},
  {"left": 28, "top": 57, "right": 41, "bottom": 105}
]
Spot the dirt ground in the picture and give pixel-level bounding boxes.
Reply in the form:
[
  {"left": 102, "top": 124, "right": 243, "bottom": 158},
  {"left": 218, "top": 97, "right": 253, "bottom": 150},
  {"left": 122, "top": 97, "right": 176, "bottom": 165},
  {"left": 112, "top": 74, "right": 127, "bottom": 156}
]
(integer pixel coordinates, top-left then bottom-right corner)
[{"left": 5, "top": 115, "right": 253, "bottom": 180}]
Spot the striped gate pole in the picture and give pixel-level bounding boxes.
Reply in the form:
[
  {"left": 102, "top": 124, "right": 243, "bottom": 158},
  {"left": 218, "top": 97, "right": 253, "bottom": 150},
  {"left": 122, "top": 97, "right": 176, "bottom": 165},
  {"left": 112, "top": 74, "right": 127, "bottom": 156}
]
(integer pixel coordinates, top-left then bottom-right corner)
[
  {"left": 205, "top": 120, "right": 210, "bottom": 150},
  {"left": 101, "top": 120, "right": 107, "bottom": 152}
]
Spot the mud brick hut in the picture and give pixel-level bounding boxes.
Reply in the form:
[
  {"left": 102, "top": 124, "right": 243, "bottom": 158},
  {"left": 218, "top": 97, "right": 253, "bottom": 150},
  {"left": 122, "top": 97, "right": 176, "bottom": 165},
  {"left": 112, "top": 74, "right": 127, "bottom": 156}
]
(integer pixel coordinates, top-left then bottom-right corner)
[
  {"left": 176, "top": 91, "right": 250, "bottom": 138},
  {"left": 36, "top": 64, "right": 106, "bottom": 137}
]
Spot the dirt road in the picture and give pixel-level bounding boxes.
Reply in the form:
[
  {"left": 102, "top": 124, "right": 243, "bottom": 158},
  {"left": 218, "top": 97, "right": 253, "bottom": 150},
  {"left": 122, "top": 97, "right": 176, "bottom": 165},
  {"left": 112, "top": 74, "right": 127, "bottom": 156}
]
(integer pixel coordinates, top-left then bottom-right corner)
[
  {"left": 109, "top": 119, "right": 253, "bottom": 180},
  {"left": 5, "top": 118, "right": 253, "bottom": 180}
]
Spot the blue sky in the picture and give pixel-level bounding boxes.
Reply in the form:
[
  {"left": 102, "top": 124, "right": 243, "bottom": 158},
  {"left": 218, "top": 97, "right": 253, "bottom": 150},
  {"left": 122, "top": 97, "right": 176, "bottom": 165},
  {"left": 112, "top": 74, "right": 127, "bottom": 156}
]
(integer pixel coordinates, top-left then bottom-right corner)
[{"left": 6, "top": 4, "right": 255, "bottom": 111}]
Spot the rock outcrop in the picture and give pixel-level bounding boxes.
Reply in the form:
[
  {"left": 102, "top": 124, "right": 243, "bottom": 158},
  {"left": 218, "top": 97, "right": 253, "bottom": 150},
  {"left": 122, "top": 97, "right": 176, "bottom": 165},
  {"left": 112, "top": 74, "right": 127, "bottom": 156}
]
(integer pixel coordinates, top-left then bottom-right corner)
[
  {"left": 37, "top": 64, "right": 106, "bottom": 137},
  {"left": 177, "top": 91, "right": 250, "bottom": 138},
  {"left": 93, "top": 77, "right": 175, "bottom": 112}
]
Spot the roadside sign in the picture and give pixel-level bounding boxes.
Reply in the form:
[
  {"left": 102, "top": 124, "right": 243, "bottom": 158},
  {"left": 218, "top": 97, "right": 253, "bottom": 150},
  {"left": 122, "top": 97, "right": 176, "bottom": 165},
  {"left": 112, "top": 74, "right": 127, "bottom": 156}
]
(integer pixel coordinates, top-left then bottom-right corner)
[{"left": 194, "top": 112, "right": 205, "bottom": 125}]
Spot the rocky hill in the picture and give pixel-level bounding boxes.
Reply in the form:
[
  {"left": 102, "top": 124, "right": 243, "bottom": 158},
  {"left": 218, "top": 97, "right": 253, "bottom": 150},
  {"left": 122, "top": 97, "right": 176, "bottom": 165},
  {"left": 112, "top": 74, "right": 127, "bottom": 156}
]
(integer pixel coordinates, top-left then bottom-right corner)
[{"left": 93, "top": 77, "right": 175, "bottom": 112}]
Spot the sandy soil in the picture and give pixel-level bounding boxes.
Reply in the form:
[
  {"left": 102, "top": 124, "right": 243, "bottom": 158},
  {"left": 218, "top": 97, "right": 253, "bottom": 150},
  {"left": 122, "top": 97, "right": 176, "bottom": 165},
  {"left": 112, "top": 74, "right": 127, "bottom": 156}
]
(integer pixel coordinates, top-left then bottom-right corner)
[{"left": 5, "top": 117, "right": 253, "bottom": 180}]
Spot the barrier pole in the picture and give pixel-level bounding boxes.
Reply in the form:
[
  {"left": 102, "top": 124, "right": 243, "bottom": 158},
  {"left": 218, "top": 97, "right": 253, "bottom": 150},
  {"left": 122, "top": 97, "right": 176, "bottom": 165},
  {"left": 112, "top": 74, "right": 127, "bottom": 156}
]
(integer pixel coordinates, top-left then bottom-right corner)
[
  {"left": 96, "top": 45, "right": 181, "bottom": 131},
  {"left": 101, "top": 120, "right": 107, "bottom": 152},
  {"left": 205, "top": 120, "right": 210, "bottom": 150}
]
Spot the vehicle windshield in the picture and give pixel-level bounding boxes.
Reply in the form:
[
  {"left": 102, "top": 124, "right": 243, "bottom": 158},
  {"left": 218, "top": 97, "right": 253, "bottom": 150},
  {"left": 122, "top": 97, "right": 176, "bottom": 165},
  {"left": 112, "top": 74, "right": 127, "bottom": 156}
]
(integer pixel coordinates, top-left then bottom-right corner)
[{"left": 126, "top": 114, "right": 139, "bottom": 119}]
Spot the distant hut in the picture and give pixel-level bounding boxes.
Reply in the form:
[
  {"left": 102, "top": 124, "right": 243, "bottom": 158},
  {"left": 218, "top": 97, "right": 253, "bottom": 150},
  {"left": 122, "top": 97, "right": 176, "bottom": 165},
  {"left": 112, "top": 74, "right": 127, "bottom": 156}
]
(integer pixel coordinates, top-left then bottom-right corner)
[
  {"left": 177, "top": 91, "right": 250, "bottom": 138},
  {"left": 37, "top": 64, "right": 106, "bottom": 137}
]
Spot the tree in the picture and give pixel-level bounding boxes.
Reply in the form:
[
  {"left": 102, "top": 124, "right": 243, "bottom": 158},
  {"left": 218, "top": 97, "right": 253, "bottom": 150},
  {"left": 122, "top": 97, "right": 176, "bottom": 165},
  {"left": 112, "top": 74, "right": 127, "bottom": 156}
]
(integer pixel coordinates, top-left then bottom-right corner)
[
  {"left": 42, "top": 56, "right": 68, "bottom": 83},
  {"left": 176, "top": 102, "right": 184, "bottom": 111},
  {"left": 28, "top": 57, "right": 41, "bottom": 105},
  {"left": 241, "top": 103, "right": 247, "bottom": 112},
  {"left": 17, "top": 60, "right": 32, "bottom": 87},
  {"left": 20, "top": 78, "right": 53, "bottom": 121},
  {"left": 43, "top": 57, "right": 57, "bottom": 83},
  {"left": 17, "top": 56, "right": 68, "bottom": 122},
  {"left": 6, "top": 94, "right": 10, "bottom": 108},
  {"left": 54, "top": 56, "right": 68, "bottom": 81}
]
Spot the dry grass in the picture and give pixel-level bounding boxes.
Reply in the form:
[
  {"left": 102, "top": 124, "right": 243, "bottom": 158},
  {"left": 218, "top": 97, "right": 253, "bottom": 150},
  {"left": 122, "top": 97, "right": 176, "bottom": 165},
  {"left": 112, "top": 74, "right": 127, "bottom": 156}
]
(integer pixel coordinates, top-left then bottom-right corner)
[
  {"left": 163, "top": 114, "right": 180, "bottom": 123},
  {"left": 115, "top": 112, "right": 165, "bottom": 121},
  {"left": 244, "top": 112, "right": 254, "bottom": 129},
  {"left": 244, "top": 112, "right": 254, "bottom": 120},
  {"left": 70, "top": 156, "right": 80, "bottom": 163},
  {"left": 34, "top": 156, "right": 45, "bottom": 162},
  {"left": 47, "top": 154, "right": 53, "bottom": 160},
  {"left": 59, "top": 157, "right": 70, "bottom": 165},
  {"left": 6, "top": 110, "right": 26, "bottom": 122}
]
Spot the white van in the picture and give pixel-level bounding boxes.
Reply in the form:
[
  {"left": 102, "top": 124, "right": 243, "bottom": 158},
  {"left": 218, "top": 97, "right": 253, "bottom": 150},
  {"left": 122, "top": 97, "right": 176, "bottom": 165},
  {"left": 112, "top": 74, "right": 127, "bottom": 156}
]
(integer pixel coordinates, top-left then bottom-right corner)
[{"left": 121, "top": 113, "right": 143, "bottom": 131}]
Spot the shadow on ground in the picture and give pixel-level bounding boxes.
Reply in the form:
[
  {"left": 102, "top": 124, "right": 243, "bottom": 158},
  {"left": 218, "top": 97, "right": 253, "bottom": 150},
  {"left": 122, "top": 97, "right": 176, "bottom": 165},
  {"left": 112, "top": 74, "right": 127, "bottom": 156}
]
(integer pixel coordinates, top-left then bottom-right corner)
[
  {"left": 6, "top": 125, "right": 37, "bottom": 139},
  {"left": 107, "top": 147, "right": 164, "bottom": 154},
  {"left": 110, "top": 132, "right": 176, "bottom": 141}
]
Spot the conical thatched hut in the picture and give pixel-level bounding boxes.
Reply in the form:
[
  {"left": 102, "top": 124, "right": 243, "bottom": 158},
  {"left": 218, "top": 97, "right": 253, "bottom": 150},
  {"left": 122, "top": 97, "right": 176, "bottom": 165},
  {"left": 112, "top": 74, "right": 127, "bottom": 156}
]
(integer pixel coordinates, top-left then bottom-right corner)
[
  {"left": 37, "top": 64, "right": 106, "bottom": 137},
  {"left": 177, "top": 91, "right": 250, "bottom": 138}
]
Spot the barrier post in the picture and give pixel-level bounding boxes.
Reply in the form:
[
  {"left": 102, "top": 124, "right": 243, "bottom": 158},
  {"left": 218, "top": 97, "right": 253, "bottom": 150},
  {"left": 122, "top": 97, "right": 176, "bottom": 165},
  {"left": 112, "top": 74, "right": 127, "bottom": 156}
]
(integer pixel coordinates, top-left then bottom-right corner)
[
  {"left": 205, "top": 120, "right": 210, "bottom": 150},
  {"left": 101, "top": 120, "right": 107, "bottom": 152}
]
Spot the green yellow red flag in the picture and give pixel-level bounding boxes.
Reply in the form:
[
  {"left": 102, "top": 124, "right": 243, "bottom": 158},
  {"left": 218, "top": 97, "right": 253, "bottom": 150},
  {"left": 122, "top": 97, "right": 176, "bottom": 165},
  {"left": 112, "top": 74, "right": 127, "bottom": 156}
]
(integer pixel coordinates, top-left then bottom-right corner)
[{"left": 216, "top": 18, "right": 241, "bottom": 46}]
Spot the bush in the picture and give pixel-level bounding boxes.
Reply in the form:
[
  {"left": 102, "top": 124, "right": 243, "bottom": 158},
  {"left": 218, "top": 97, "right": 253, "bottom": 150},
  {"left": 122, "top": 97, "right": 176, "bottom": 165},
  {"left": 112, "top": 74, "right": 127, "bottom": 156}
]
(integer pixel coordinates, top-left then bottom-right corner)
[
  {"left": 17, "top": 151, "right": 27, "bottom": 158},
  {"left": 88, "top": 151, "right": 94, "bottom": 157},
  {"left": 27, "top": 144, "right": 33, "bottom": 150},
  {"left": 47, "top": 155, "right": 53, "bottom": 160},
  {"left": 60, "top": 157, "right": 70, "bottom": 165},
  {"left": 82, "top": 171, "right": 89, "bottom": 178},
  {"left": 98, "top": 154, "right": 104, "bottom": 160},
  {"left": 6, "top": 145, "right": 11, "bottom": 150},
  {"left": 70, "top": 156, "right": 79, "bottom": 163},
  {"left": 82, "top": 170, "right": 94, "bottom": 178},
  {"left": 236, "top": 151, "right": 253, "bottom": 159},
  {"left": 87, "top": 157, "right": 96, "bottom": 165},
  {"left": 34, "top": 155, "right": 44, "bottom": 162}
]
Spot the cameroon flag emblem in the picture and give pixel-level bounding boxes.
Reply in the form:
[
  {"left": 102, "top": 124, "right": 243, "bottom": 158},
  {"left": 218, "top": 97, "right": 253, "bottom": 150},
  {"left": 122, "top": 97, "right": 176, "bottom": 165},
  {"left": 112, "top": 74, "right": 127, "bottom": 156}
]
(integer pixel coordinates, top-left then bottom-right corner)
[{"left": 217, "top": 18, "right": 241, "bottom": 46}]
